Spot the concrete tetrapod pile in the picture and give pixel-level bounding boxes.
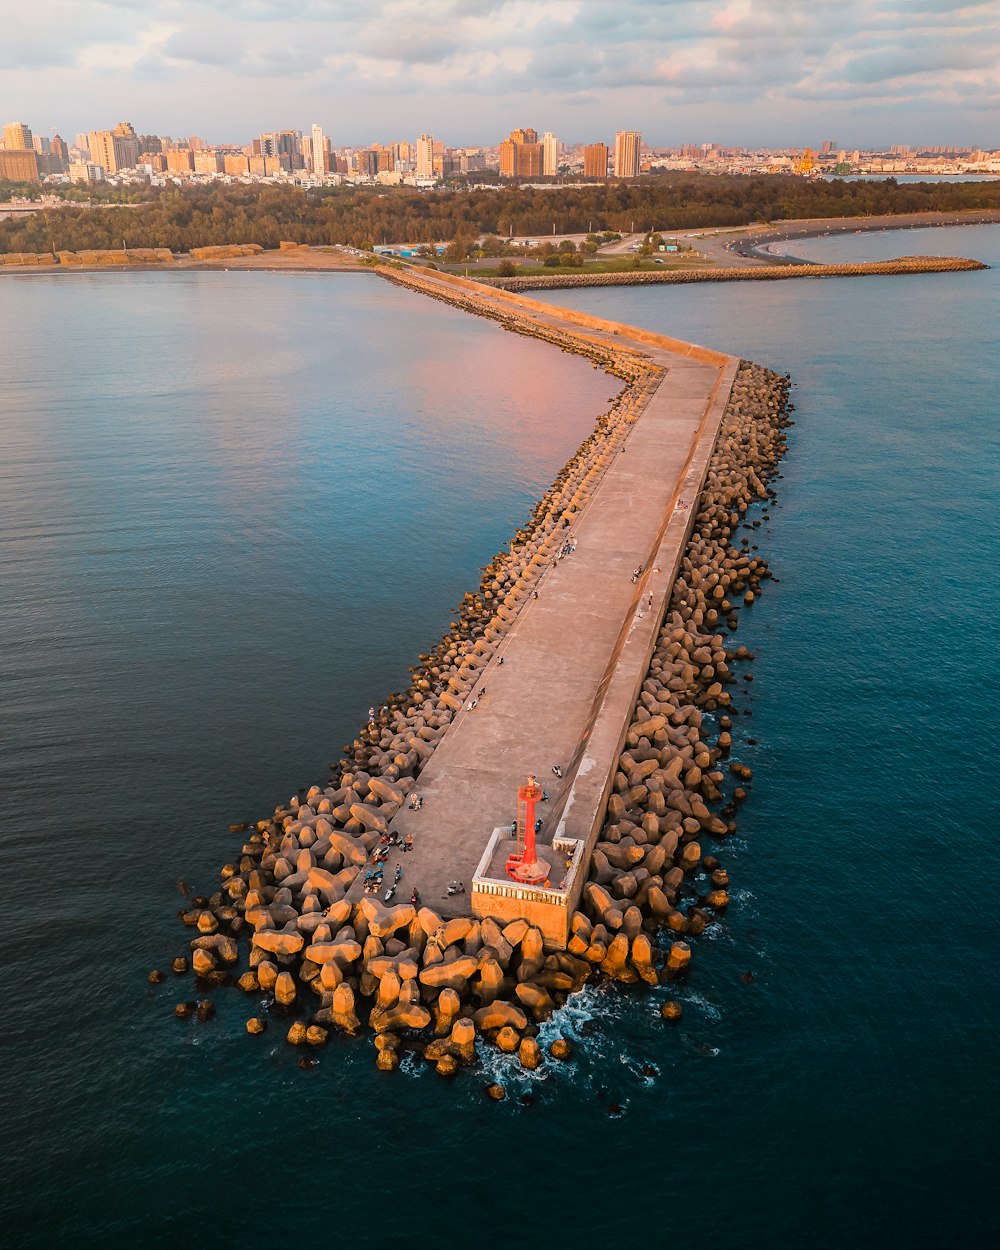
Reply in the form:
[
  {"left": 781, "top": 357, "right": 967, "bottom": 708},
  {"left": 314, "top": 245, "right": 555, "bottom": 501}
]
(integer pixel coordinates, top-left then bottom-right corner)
[{"left": 162, "top": 278, "right": 791, "bottom": 1089}]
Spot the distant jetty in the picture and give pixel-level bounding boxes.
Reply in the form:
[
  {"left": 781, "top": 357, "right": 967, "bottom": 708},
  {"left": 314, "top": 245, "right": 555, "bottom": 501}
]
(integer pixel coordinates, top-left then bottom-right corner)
[
  {"left": 479, "top": 254, "right": 987, "bottom": 292},
  {"left": 160, "top": 265, "right": 792, "bottom": 1086}
]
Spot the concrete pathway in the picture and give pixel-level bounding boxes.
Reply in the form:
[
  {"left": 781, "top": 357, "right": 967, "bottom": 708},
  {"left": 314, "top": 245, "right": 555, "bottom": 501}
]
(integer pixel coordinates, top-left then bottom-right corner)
[{"left": 347, "top": 286, "right": 736, "bottom": 917}]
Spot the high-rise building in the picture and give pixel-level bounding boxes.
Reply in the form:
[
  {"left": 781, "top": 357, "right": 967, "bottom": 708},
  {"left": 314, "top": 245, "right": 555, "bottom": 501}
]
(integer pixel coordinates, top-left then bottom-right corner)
[
  {"left": 500, "top": 128, "right": 543, "bottom": 178},
  {"left": 613, "top": 130, "right": 641, "bottom": 178},
  {"left": 112, "top": 121, "right": 141, "bottom": 168},
  {"left": 3, "top": 121, "right": 33, "bottom": 151},
  {"left": 542, "top": 132, "right": 558, "bottom": 176},
  {"left": 0, "top": 149, "right": 39, "bottom": 182},
  {"left": 166, "top": 149, "right": 194, "bottom": 173},
  {"left": 194, "top": 151, "right": 223, "bottom": 175},
  {"left": 51, "top": 135, "right": 69, "bottom": 166},
  {"left": 583, "top": 142, "right": 609, "bottom": 178},
  {"left": 87, "top": 122, "right": 140, "bottom": 174},
  {"left": 416, "top": 133, "right": 435, "bottom": 178},
  {"left": 311, "top": 123, "right": 327, "bottom": 175},
  {"left": 355, "top": 149, "right": 379, "bottom": 178}
]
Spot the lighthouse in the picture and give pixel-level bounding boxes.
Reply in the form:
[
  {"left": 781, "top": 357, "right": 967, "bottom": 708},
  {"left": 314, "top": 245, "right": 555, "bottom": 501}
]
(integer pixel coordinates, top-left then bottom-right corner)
[{"left": 505, "top": 773, "right": 550, "bottom": 886}]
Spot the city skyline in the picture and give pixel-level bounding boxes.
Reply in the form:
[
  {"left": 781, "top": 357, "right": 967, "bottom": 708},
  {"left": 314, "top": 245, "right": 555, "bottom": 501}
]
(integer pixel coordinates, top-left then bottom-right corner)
[{"left": 3, "top": 1, "right": 997, "bottom": 149}]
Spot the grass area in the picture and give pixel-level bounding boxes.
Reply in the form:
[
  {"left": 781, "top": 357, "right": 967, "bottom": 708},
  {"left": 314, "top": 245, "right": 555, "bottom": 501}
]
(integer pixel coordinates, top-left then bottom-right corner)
[{"left": 444, "top": 255, "right": 716, "bottom": 278}]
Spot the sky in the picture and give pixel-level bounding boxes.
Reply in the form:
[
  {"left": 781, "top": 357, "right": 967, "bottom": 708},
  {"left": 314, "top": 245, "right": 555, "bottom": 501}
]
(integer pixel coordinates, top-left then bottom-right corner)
[{"left": 3, "top": 0, "right": 998, "bottom": 149}]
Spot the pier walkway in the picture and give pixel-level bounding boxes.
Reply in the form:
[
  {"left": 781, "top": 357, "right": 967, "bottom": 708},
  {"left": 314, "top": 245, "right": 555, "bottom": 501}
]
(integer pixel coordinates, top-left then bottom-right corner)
[{"left": 347, "top": 274, "right": 738, "bottom": 944}]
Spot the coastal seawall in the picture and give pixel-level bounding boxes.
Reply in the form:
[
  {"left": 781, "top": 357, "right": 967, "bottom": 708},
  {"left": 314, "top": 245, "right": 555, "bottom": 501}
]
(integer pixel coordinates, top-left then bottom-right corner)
[
  {"left": 480, "top": 254, "right": 987, "bottom": 292},
  {"left": 161, "top": 265, "right": 791, "bottom": 1085}
]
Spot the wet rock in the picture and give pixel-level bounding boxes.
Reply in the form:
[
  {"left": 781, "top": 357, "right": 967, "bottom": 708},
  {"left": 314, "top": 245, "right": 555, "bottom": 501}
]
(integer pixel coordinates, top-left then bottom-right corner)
[
  {"left": 518, "top": 1037, "right": 543, "bottom": 1071},
  {"left": 474, "top": 1001, "right": 528, "bottom": 1033},
  {"left": 274, "top": 972, "right": 297, "bottom": 1007},
  {"left": 252, "top": 929, "right": 305, "bottom": 957}
]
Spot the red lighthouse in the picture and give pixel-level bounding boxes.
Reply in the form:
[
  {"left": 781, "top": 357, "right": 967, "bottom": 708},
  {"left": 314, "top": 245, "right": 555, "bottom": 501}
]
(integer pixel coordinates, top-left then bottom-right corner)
[{"left": 506, "top": 773, "right": 550, "bottom": 886}]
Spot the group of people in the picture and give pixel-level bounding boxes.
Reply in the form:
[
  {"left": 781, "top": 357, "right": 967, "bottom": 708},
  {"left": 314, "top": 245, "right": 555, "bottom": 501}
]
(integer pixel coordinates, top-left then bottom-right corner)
[
  {"left": 407, "top": 793, "right": 424, "bottom": 810},
  {"left": 364, "top": 833, "right": 419, "bottom": 901},
  {"left": 377, "top": 831, "right": 413, "bottom": 852},
  {"left": 631, "top": 564, "right": 645, "bottom": 583},
  {"left": 556, "top": 536, "right": 577, "bottom": 560}
]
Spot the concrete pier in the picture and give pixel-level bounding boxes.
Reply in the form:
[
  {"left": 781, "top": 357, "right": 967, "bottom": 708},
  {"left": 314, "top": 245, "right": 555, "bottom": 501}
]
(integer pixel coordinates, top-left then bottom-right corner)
[{"left": 347, "top": 268, "right": 739, "bottom": 947}]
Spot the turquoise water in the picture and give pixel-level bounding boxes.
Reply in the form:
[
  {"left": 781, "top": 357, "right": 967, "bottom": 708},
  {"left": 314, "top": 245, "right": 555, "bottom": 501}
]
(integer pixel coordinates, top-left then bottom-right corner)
[{"left": 3, "top": 232, "right": 999, "bottom": 1247}]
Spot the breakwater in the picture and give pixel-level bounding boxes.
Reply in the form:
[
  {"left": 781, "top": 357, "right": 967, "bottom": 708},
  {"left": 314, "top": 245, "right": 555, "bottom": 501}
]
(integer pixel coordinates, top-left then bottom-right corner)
[
  {"left": 0, "top": 243, "right": 266, "bottom": 268},
  {"left": 480, "top": 254, "right": 987, "bottom": 292},
  {"left": 159, "top": 267, "right": 790, "bottom": 1087},
  {"left": 0, "top": 247, "right": 175, "bottom": 267}
]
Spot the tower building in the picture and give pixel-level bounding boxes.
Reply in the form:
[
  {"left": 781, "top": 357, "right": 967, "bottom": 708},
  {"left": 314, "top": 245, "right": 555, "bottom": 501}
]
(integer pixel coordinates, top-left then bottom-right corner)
[{"left": 613, "top": 130, "right": 641, "bottom": 178}]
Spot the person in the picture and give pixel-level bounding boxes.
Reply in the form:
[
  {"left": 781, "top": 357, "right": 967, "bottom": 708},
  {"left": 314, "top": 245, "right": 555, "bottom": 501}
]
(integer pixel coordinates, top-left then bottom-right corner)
[
  {"left": 552, "top": 764, "right": 562, "bottom": 778},
  {"left": 405, "top": 834, "right": 413, "bottom": 852},
  {"left": 468, "top": 698, "right": 477, "bottom": 710},
  {"left": 368, "top": 706, "right": 375, "bottom": 721},
  {"left": 498, "top": 656, "right": 503, "bottom": 666}
]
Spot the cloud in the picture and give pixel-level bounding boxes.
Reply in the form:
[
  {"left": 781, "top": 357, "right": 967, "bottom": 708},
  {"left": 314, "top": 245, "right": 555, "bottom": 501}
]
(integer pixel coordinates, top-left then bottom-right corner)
[{"left": 3, "top": 1, "right": 997, "bottom": 147}]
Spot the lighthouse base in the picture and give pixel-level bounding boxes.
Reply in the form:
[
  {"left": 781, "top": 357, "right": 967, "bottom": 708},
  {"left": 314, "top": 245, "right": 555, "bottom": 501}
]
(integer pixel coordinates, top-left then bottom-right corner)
[{"left": 505, "top": 852, "right": 551, "bottom": 887}]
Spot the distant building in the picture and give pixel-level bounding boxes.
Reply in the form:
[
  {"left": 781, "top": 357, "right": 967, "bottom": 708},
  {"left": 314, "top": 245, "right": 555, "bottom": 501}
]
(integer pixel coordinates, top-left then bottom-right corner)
[
  {"left": 500, "top": 128, "right": 543, "bottom": 178},
  {"left": 355, "top": 149, "right": 379, "bottom": 178},
  {"left": 416, "top": 133, "right": 435, "bottom": 178},
  {"left": 166, "top": 149, "right": 194, "bottom": 173},
  {"left": 223, "top": 153, "right": 250, "bottom": 176},
  {"left": 68, "top": 160, "right": 102, "bottom": 184},
  {"left": 311, "top": 123, "right": 327, "bottom": 176},
  {"left": 0, "top": 148, "right": 39, "bottom": 182},
  {"left": 613, "top": 130, "right": 641, "bottom": 178},
  {"left": 3, "top": 121, "right": 33, "bottom": 151},
  {"left": 191, "top": 151, "right": 221, "bottom": 175},
  {"left": 88, "top": 124, "right": 140, "bottom": 175},
  {"left": 542, "top": 131, "right": 558, "bottom": 176},
  {"left": 583, "top": 142, "right": 609, "bottom": 178}
]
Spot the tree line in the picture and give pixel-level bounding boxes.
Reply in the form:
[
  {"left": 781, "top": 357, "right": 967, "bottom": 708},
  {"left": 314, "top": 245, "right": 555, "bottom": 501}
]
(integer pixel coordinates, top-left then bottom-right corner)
[{"left": 1, "top": 175, "right": 998, "bottom": 256}]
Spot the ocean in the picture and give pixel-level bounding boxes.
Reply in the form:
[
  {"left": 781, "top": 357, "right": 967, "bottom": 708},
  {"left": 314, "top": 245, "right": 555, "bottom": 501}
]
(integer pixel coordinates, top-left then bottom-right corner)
[{"left": 2, "top": 227, "right": 998, "bottom": 1248}]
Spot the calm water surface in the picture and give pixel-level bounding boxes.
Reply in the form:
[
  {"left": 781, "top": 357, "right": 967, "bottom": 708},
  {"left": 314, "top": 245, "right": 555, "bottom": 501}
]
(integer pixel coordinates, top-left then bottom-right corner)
[{"left": 2, "top": 236, "right": 998, "bottom": 1248}]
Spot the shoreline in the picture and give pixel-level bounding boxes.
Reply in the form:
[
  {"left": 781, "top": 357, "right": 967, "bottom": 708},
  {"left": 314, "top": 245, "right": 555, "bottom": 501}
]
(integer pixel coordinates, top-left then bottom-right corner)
[
  {"left": 1, "top": 208, "right": 996, "bottom": 280},
  {"left": 159, "top": 263, "right": 792, "bottom": 1088},
  {"left": 729, "top": 207, "right": 1000, "bottom": 264}
]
